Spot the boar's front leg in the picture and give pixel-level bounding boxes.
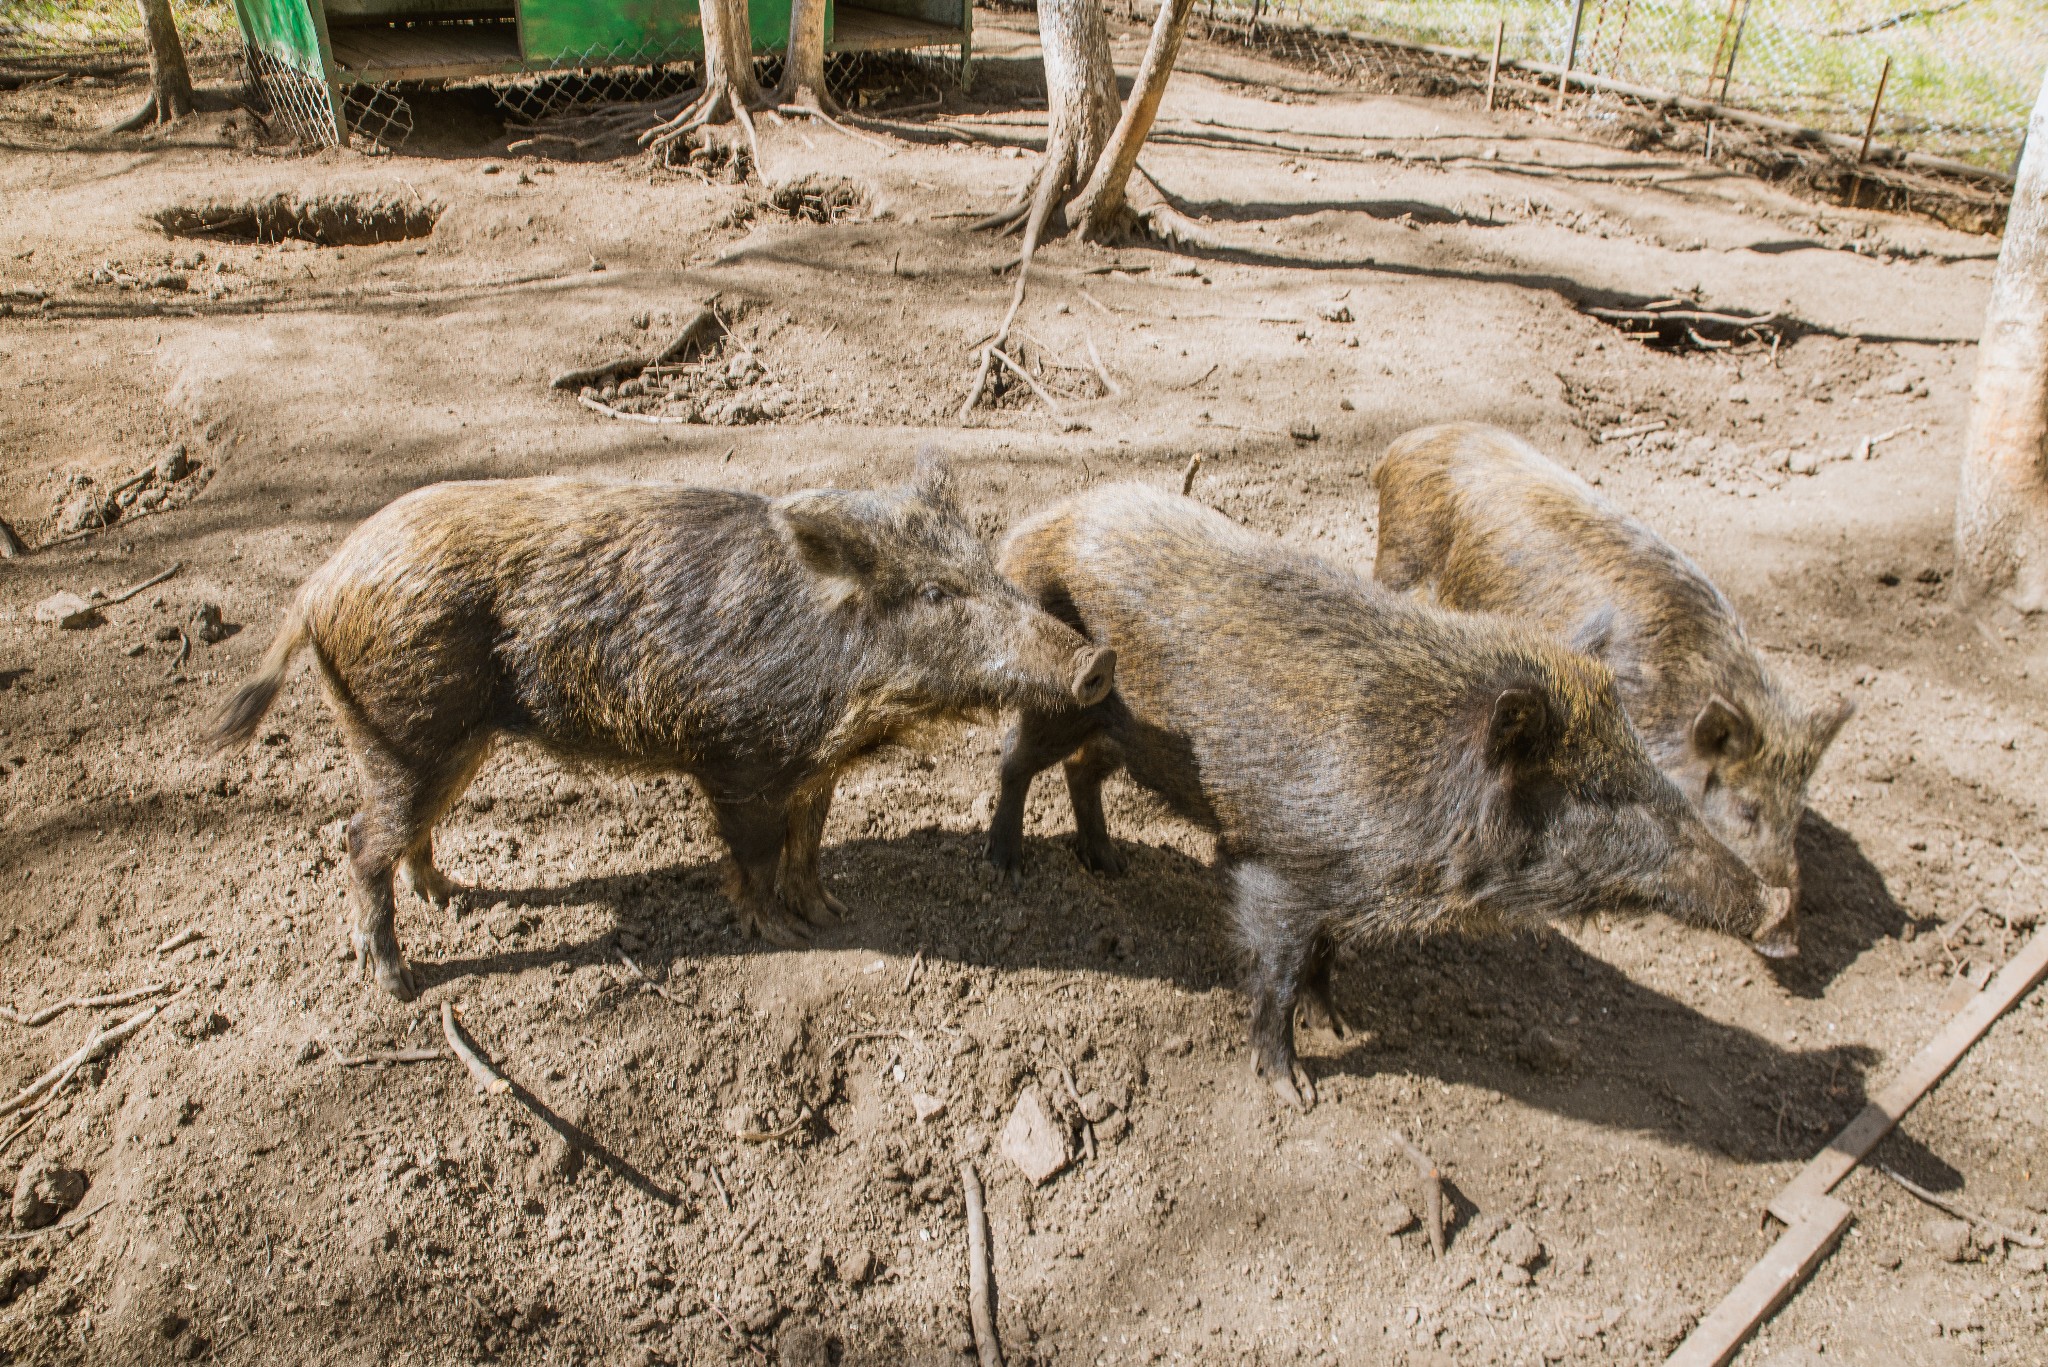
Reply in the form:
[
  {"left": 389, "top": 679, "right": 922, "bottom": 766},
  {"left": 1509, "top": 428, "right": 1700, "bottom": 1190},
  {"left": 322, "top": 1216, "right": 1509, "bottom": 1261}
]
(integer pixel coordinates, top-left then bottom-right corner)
[
  {"left": 399, "top": 835, "right": 463, "bottom": 908},
  {"left": 1060, "top": 737, "right": 1127, "bottom": 877},
  {"left": 709, "top": 793, "right": 813, "bottom": 948},
  {"left": 988, "top": 707, "right": 1107, "bottom": 881},
  {"left": 777, "top": 784, "right": 847, "bottom": 928},
  {"left": 1230, "top": 860, "right": 1325, "bottom": 1112}
]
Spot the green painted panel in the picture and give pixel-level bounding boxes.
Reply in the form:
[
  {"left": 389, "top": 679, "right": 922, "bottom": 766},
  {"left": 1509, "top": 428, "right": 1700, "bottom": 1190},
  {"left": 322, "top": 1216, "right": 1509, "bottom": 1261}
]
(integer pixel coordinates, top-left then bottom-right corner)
[
  {"left": 746, "top": 0, "right": 800, "bottom": 51},
  {"left": 518, "top": 0, "right": 700, "bottom": 62},
  {"left": 233, "top": 0, "right": 325, "bottom": 72}
]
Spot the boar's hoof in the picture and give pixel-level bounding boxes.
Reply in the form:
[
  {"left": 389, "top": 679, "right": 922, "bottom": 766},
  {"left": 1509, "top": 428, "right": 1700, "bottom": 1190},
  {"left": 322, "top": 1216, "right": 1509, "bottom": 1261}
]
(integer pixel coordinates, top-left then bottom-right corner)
[
  {"left": 741, "top": 901, "right": 813, "bottom": 949},
  {"left": 1070, "top": 647, "right": 1117, "bottom": 707},
  {"left": 1257, "top": 1057, "right": 1317, "bottom": 1112},
  {"left": 401, "top": 862, "right": 465, "bottom": 909},
  {"left": 1749, "top": 886, "right": 1800, "bottom": 960},
  {"left": 790, "top": 886, "right": 848, "bottom": 929},
  {"left": 353, "top": 932, "right": 419, "bottom": 1001},
  {"left": 1073, "top": 838, "right": 1126, "bottom": 878},
  {"left": 985, "top": 835, "right": 1025, "bottom": 884},
  {"left": 1300, "top": 996, "right": 1351, "bottom": 1040}
]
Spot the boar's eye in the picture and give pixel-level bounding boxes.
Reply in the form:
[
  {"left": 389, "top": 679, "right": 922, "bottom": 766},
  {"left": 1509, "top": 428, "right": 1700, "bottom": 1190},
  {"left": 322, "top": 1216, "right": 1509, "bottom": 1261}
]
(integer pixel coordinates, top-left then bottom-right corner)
[{"left": 918, "top": 582, "right": 953, "bottom": 605}]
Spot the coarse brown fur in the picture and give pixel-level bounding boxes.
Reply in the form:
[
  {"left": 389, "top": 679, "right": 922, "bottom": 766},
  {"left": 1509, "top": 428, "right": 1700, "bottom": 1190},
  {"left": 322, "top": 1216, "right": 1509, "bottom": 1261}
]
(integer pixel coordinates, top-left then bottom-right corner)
[
  {"left": 986, "top": 482, "right": 1768, "bottom": 1110},
  {"left": 211, "top": 461, "right": 1112, "bottom": 1001},
  {"left": 1372, "top": 423, "right": 1854, "bottom": 953}
]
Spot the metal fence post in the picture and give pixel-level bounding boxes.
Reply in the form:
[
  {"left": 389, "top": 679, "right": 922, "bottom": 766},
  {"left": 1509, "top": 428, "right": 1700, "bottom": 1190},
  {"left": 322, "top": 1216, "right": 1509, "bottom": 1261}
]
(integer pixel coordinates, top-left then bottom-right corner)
[{"left": 1556, "top": 0, "right": 1588, "bottom": 110}]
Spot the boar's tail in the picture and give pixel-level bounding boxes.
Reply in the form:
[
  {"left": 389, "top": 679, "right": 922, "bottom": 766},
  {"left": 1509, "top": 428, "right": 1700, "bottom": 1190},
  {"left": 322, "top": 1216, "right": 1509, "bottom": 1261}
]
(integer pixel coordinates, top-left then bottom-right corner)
[{"left": 208, "top": 609, "right": 309, "bottom": 753}]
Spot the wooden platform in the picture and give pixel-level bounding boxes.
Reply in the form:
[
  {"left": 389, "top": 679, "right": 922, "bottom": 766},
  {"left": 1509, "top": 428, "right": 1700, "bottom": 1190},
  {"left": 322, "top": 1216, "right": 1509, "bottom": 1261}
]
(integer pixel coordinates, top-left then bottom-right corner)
[{"left": 329, "top": 7, "right": 963, "bottom": 83}]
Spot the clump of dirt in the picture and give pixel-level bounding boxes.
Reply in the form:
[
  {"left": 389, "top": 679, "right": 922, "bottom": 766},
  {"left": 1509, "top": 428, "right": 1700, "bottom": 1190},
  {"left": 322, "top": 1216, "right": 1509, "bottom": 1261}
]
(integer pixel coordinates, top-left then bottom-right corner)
[
  {"left": 151, "top": 192, "right": 439, "bottom": 246},
  {"left": 574, "top": 314, "right": 802, "bottom": 426},
  {"left": 764, "top": 174, "right": 872, "bottom": 224}
]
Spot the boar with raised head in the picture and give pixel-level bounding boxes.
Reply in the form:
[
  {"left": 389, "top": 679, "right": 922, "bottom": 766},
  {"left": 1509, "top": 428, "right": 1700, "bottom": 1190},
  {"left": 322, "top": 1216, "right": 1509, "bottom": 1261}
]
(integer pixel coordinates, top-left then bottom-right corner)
[
  {"left": 1372, "top": 423, "right": 1853, "bottom": 957},
  {"left": 986, "top": 482, "right": 1769, "bottom": 1110},
  {"left": 211, "top": 460, "right": 1115, "bottom": 1001}
]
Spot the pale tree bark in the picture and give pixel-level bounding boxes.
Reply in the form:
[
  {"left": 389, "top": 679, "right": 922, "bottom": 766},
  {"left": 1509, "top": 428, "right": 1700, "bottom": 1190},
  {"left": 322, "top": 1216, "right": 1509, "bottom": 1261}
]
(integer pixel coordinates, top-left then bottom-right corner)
[
  {"left": 1956, "top": 68, "right": 2048, "bottom": 614},
  {"left": 1070, "top": 0, "right": 1199, "bottom": 240},
  {"left": 778, "top": 0, "right": 831, "bottom": 111},
  {"left": 112, "top": 0, "right": 193, "bottom": 130},
  {"left": 641, "top": 0, "right": 769, "bottom": 166}
]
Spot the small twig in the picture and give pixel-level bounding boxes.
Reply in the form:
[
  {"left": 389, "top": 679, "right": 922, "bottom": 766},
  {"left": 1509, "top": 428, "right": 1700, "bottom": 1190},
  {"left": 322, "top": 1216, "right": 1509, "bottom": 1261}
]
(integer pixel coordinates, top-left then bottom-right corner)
[
  {"left": 614, "top": 947, "right": 678, "bottom": 1003},
  {"left": 962, "top": 1162, "right": 1004, "bottom": 1367},
  {"left": 98, "top": 562, "right": 180, "bottom": 608},
  {"left": 1390, "top": 1130, "right": 1445, "bottom": 1257},
  {"left": 156, "top": 927, "right": 202, "bottom": 956},
  {"left": 440, "top": 1003, "right": 511, "bottom": 1096},
  {"left": 1, "top": 1003, "right": 162, "bottom": 1118},
  {"left": 734, "top": 1105, "right": 813, "bottom": 1145},
  {"left": 0, "top": 1196, "right": 114, "bottom": 1242},
  {"left": 38, "top": 498, "right": 187, "bottom": 550},
  {"left": 1085, "top": 336, "right": 1121, "bottom": 397},
  {"left": 901, "top": 950, "right": 924, "bottom": 994},
  {"left": 829, "top": 1029, "right": 919, "bottom": 1061},
  {"left": 1078, "top": 289, "right": 1119, "bottom": 316},
  {"left": 707, "top": 1162, "right": 735, "bottom": 1211},
  {"left": 1875, "top": 1165, "right": 2043, "bottom": 1247},
  {"left": 333, "top": 1047, "right": 448, "bottom": 1067},
  {"left": 1, "top": 982, "right": 173, "bottom": 1028},
  {"left": 578, "top": 394, "right": 699, "bottom": 425},
  {"left": 1043, "top": 1044, "right": 1095, "bottom": 1162},
  {"left": 166, "top": 626, "right": 190, "bottom": 674},
  {"left": 1598, "top": 420, "right": 1667, "bottom": 444},
  {"left": 1179, "top": 453, "right": 1204, "bottom": 497},
  {"left": 989, "top": 348, "right": 1064, "bottom": 417},
  {"left": 1685, "top": 327, "right": 1732, "bottom": 350},
  {"left": 1586, "top": 306, "right": 1779, "bottom": 329}
]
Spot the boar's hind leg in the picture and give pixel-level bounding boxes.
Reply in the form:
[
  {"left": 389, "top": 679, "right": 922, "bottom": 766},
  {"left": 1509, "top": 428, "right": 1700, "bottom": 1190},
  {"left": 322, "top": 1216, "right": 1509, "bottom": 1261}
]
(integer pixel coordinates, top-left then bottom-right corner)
[
  {"left": 399, "top": 836, "right": 462, "bottom": 908},
  {"left": 1298, "top": 934, "right": 1352, "bottom": 1039},
  {"left": 1231, "top": 861, "right": 1322, "bottom": 1112},
  {"left": 345, "top": 738, "right": 490, "bottom": 1002},
  {"left": 1062, "top": 738, "right": 1127, "bottom": 876},
  {"left": 710, "top": 795, "right": 812, "bottom": 948},
  {"left": 777, "top": 785, "right": 847, "bottom": 928},
  {"left": 987, "top": 708, "right": 1108, "bottom": 880}
]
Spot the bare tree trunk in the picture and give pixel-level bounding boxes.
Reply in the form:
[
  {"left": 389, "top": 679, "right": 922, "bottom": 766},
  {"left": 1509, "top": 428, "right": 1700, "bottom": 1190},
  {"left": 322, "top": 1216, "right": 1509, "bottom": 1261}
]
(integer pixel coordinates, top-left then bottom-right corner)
[
  {"left": 1956, "top": 68, "right": 2048, "bottom": 614},
  {"left": 121, "top": 0, "right": 192, "bottom": 128},
  {"left": 1071, "top": 0, "right": 1194, "bottom": 238},
  {"left": 640, "top": 0, "right": 766, "bottom": 162},
  {"left": 778, "top": 0, "right": 831, "bottom": 111}
]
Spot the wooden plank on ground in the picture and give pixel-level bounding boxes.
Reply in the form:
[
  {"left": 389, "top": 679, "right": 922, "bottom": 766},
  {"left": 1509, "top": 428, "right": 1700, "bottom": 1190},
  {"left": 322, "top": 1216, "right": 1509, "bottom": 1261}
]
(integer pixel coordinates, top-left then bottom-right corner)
[{"left": 1666, "top": 1195, "right": 1851, "bottom": 1367}]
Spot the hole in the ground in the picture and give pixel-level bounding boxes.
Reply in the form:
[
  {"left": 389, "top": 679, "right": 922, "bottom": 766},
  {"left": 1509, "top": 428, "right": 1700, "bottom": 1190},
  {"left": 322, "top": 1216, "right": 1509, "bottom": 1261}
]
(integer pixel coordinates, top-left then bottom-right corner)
[{"left": 151, "top": 193, "right": 440, "bottom": 246}]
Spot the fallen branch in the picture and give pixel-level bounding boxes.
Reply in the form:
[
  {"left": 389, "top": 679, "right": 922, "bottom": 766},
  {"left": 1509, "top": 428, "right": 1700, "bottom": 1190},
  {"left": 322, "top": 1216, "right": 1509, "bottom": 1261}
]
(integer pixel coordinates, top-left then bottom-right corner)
[
  {"left": 962, "top": 1162, "right": 1004, "bottom": 1367},
  {"left": 1389, "top": 1130, "right": 1445, "bottom": 1257},
  {"left": 1874, "top": 1164, "right": 2044, "bottom": 1248},
  {"left": 1585, "top": 306, "right": 1780, "bottom": 329},
  {"left": 550, "top": 306, "right": 723, "bottom": 391},
  {"left": 1, "top": 982, "right": 173, "bottom": 1028},
  {"left": 0, "top": 1196, "right": 114, "bottom": 1242},
  {"left": 100, "top": 562, "right": 181, "bottom": 608},
  {"left": 440, "top": 1003, "right": 512, "bottom": 1096},
  {"left": 1179, "top": 452, "right": 1204, "bottom": 496},
  {"left": 156, "top": 927, "right": 202, "bottom": 956},
  {"left": 1, "top": 1004, "right": 162, "bottom": 1118},
  {"left": 989, "top": 348, "right": 1065, "bottom": 418}
]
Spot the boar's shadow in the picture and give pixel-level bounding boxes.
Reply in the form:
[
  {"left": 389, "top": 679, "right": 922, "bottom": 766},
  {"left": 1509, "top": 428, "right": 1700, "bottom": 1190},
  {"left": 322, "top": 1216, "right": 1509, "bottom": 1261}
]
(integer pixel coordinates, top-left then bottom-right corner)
[
  {"left": 1769, "top": 809, "right": 1914, "bottom": 999},
  {"left": 424, "top": 820, "right": 1947, "bottom": 1179}
]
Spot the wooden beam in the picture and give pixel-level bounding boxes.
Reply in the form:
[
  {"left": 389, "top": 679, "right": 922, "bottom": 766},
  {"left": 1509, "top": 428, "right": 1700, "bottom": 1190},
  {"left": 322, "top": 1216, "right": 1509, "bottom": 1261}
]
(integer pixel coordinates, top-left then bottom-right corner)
[{"left": 1666, "top": 1196, "right": 1851, "bottom": 1367}]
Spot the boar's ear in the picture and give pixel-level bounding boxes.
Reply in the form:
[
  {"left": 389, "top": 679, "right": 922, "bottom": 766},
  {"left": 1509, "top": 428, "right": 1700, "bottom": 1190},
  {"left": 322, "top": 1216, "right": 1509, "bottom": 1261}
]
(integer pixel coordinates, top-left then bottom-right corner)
[
  {"left": 775, "top": 494, "right": 878, "bottom": 582},
  {"left": 1688, "top": 694, "right": 1757, "bottom": 764},
  {"left": 1805, "top": 695, "right": 1856, "bottom": 753},
  {"left": 909, "top": 448, "right": 960, "bottom": 515},
  {"left": 1484, "top": 687, "right": 1556, "bottom": 771}
]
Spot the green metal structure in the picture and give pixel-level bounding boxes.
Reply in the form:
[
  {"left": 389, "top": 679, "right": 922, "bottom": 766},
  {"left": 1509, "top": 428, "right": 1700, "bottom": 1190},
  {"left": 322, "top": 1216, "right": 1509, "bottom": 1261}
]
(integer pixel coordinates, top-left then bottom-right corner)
[{"left": 231, "top": 0, "right": 972, "bottom": 145}]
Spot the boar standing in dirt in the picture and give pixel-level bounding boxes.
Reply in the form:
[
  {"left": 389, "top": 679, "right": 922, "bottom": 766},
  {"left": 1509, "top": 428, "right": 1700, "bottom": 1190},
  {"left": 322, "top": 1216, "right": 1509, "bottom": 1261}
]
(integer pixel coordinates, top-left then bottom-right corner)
[
  {"left": 986, "top": 482, "right": 1770, "bottom": 1110},
  {"left": 1372, "top": 423, "right": 1853, "bottom": 956},
  {"left": 211, "top": 462, "right": 1116, "bottom": 1001}
]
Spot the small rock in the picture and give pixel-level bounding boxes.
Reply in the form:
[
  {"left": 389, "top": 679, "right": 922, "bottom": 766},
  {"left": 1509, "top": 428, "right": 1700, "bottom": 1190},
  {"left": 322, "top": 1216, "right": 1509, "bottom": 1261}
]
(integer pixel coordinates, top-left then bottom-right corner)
[
  {"left": 191, "top": 603, "right": 233, "bottom": 644},
  {"left": 738, "top": 1289, "right": 782, "bottom": 1335},
  {"left": 1500, "top": 1263, "right": 1532, "bottom": 1286},
  {"left": 35, "top": 593, "right": 100, "bottom": 630},
  {"left": 482, "top": 163, "right": 502, "bottom": 174},
  {"left": 912, "top": 1092, "right": 947, "bottom": 1123},
  {"left": 56, "top": 492, "right": 110, "bottom": 536},
  {"left": 1316, "top": 301, "right": 1353, "bottom": 323},
  {"left": 530, "top": 1127, "right": 582, "bottom": 1184},
  {"left": 1095, "top": 1111, "right": 1129, "bottom": 1143},
  {"left": 1000, "top": 1088, "right": 1069, "bottom": 1186},
  {"left": 12, "top": 1158, "right": 88, "bottom": 1230},
  {"left": 775, "top": 1321, "right": 830, "bottom": 1367},
  {"left": 1789, "top": 449, "right": 1822, "bottom": 476},
  {"left": 840, "top": 1248, "right": 876, "bottom": 1286},
  {"left": 1075, "top": 1090, "right": 1113, "bottom": 1124},
  {"left": 1924, "top": 1216, "right": 1973, "bottom": 1263},
  {"left": 1515, "top": 1026, "right": 1577, "bottom": 1074},
  {"left": 1159, "top": 1034, "right": 1191, "bottom": 1058},
  {"left": 1375, "top": 1196, "right": 1417, "bottom": 1236},
  {"left": 1494, "top": 1223, "right": 1543, "bottom": 1270},
  {"left": 725, "top": 1104, "right": 761, "bottom": 1137},
  {"left": 295, "top": 1038, "right": 324, "bottom": 1065},
  {"left": 157, "top": 444, "right": 192, "bottom": 483},
  {"left": 152, "top": 273, "right": 189, "bottom": 293}
]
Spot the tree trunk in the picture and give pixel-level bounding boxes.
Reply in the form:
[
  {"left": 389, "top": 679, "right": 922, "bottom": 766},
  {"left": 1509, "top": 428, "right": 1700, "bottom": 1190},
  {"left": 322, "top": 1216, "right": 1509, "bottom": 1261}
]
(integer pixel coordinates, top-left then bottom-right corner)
[
  {"left": 1071, "top": 0, "right": 1195, "bottom": 239},
  {"left": 1025, "top": 0, "right": 1119, "bottom": 229},
  {"left": 137, "top": 0, "right": 194, "bottom": 123},
  {"left": 701, "top": 0, "right": 765, "bottom": 109},
  {"left": 778, "top": 0, "right": 831, "bottom": 110},
  {"left": 1956, "top": 67, "right": 2048, "bottom": 614}
]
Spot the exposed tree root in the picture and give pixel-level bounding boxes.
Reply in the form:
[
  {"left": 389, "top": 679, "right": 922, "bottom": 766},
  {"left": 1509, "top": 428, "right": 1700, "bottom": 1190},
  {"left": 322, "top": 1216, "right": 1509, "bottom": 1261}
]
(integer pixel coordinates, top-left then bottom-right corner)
[{"left": 958, "top": 132, "right": 1079, "bottom": 422}]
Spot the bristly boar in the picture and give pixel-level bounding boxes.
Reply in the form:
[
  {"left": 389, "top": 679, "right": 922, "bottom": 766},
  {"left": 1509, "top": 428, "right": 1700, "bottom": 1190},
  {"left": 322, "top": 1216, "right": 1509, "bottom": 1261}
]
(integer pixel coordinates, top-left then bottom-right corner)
[
  {"left": 987, "top": 482, "right": 1769, "bottom": 1110},
  {"left": 211, "top": 461, "right": 1115, "bottom": 1001},
  {"left": 1373, "top": 423, "right": 1854, "bottom": 957}
]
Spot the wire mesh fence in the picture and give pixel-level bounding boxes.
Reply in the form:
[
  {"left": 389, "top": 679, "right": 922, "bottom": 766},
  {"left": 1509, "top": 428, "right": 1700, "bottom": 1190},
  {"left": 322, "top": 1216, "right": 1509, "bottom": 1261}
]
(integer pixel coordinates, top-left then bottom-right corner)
[{"left": 1175, "top": 0, "right": 2039, "bottom": 171}]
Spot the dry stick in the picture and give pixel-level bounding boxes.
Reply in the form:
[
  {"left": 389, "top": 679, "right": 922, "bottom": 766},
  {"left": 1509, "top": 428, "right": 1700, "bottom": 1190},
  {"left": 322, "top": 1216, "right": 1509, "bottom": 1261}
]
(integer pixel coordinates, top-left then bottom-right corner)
[
  {"left": 707, "top": 1162, "right": 735, "bottom": 1211},
  {"left": 962, "top": 1162, "right": 1004, "bottom": 1367},
  {"left": 1874, "top": 1165, "right": 2044, "bottom": 1248},
  {"left": 1, "top": 982, "right": 173, "bottom": 1028},
  {"left": 551, "top": 307, "right": 722, "bottom": 390},
  {"left": 1085, "top": 336, "right": 1121, "bottom": 397},
  {"left": 1078, "top": 289, "right": 1118, "bottom": 317},
  {"left": 578, "top": 394, "right": 700, "bottom": 425},
  {"left": 166, "top": 626, "right": 189, "bottom": 675},
  {"left": 1484, "top": 18, "right": 1504, "bottom": 112},
  {"left": 1389, "top": 1131, "right": 1445, "bottom": 1257},
  {"left": 40, "top": 499, "right": 184, "bottom": 550},
  {"left": 1, "top": 1004, "right": 162, "bottom": 1118},
  {"left": 989, "top": 348, "right": 1064, "bottom": 418},
  {"left": 98, "top": 562, "right": 180, "bottom": 608},
  {"left": 0, "top": 1196, "right": 114, "bottom": 1243},
  {"left": 1585, "top": 307, "right": 1779, "bottom": 328},
  {"left": 1180, "top": 452, "right": 1204, "bottom": 496},
  {"left": 333, "top": 1047, "right": 448, "bottom": 1067},
  {"left": 156, "top": 927, "right": 201, "bottom": 956},
  {"left": 734, "top": 1105, "right": 813, "bottom": 1145},
  {"left": 829, "top": 1029, "right": 920, "bottom": 1061},
  {"left": 901, "top": 949, "right": 924, "bottom": 994},
  {"left": 615, "top": 947, "right": 678, "bottom": 1003},
  {"left": 1599, "top": 420, "right": 1668, "bottom": 444},
  {"left": 440, "top": 1003, "right": 511, "bottom": 1096}
]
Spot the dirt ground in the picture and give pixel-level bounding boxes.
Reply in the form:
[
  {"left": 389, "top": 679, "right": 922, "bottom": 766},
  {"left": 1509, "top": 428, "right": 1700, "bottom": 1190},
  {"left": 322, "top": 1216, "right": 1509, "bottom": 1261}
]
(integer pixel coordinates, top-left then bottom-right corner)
[{"left": 3, "top": 12, "right": 2047, "bottom": 1367}]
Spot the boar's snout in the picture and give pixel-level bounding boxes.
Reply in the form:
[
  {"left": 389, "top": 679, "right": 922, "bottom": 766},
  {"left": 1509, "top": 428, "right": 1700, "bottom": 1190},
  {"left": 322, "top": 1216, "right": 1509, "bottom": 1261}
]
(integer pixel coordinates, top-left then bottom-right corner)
[
  {"left": 1071, "top": 646, "right": 1116, "bottom": 707},
  {"left": 1749, "top": 884, "right": 1799, "bottom": 960}
]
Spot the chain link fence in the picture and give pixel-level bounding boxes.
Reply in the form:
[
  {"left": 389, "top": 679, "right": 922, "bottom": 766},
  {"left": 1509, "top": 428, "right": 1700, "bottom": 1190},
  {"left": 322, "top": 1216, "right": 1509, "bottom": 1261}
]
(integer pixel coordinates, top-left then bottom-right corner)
[{"left": 1179, "top": 0, "right": 2038, "bottom": 171}]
